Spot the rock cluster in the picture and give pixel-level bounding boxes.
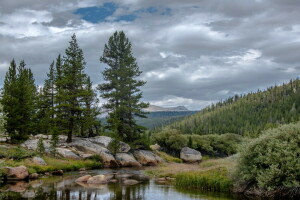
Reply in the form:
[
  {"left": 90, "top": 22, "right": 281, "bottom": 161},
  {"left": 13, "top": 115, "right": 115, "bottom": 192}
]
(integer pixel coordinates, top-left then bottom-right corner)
[
  {"left": 21, "top": 135, "right": 164, "bottom": 168},
  {"left": 75, "top": 173, "right": 149, "bottom": 186}
]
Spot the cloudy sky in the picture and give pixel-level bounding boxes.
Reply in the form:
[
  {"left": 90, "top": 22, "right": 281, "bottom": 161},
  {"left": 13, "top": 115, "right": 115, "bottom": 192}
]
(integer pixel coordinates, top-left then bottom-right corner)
[{"left": 0, "top": 0, "right": 300, "bottom": 110}]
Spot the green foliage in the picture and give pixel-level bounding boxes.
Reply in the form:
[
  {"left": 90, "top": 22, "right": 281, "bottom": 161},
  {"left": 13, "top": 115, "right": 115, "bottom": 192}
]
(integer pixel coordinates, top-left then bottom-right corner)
[
  {"left": 153, "top": 128, "right": 188, "bottom": 153},
  {"left": 0, "top": 146, "right": 35, "bottom": 160},
  {"left": 167, "top": 79, "right": 300, "bottom": 137},
  {"left": 236, "top": 122, "right": 300, "bottom": 190},
  {"left": 98, "top": 31, "right": 149, "bottom": 143},
  {"left": 36, "top": 138, "right": 46, "bottom": 155},
  {"left": 107, "top": 137, "right": 120, "bottom": 155},
  {"left": 175, "top": 167, "right": 233, "bottom": 192},
  {"left": 190, "top": 133, "right": 243, "bottom": 156}
]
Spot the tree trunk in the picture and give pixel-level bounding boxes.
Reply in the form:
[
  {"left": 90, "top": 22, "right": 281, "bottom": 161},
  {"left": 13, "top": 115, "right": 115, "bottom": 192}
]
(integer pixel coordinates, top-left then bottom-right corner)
[{"left": 66, "top": 117, "right": 73, "bottom": 143}]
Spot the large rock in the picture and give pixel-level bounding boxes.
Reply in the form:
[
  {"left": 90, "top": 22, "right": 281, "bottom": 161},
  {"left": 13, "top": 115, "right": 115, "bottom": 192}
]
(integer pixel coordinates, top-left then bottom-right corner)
[
  {"left": 133, "top": 150, "right": 163, "bottom": 166},
  {"left": 115, "top": 153, "right": 142, "bottom": 167},
  {"left": 56, "top": 148, "right": 80, "bottom": 160},
  {"left": 87, "top": 175, "right": 108, "bottom": 184},
  {"left": 32, "top": 156, "right": 47, "bottom": 165},
  {"left": 118, "top": 142, "right": 130, "bottom": 153},
  {"left": 88, "top": 136, "right": 112, "bottom": 147},
  {"left": 21, "top": 139, "right": 50, "bottom": 152},
  {"left": 5, "top": 166, "right": 29, "bottom": 180},
  {"left": 75, "top": 175, "right": 92, "bottom": 183},
  {"left": 70, "top": 138, "right": 118, "bottom": 167},
  {"left": 180, "top": 147, "right": 202, "bottom": 163}
]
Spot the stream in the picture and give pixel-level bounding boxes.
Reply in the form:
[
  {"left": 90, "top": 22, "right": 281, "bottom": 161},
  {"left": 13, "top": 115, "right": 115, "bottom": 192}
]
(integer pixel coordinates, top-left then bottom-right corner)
[{"left": 0, "top": 169, "right": 247, "bottom": 200}]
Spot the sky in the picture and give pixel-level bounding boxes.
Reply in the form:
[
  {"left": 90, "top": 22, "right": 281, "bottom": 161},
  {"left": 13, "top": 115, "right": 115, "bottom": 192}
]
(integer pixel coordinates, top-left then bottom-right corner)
[{"left": 0, "top": 0, "right": 300, "bottom": 110}]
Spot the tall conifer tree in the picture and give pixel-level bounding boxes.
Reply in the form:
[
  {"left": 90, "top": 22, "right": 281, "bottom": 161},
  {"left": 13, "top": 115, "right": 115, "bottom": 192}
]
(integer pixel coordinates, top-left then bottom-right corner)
[
  {"left": 57, "top": 34, "right": 89, "bottom": 142},
  {"left": 1, "top": 60, "right": 36, "bottom": 142},
  {"left": 98, "top": 31, "right": 148, "bottom": 143}
]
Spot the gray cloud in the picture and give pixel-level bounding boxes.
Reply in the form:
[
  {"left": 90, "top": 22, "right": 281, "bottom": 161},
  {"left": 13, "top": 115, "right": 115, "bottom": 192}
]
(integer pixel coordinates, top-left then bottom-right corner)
[{"left": 0, "top": 0, "right": 300, "bottom": 110}]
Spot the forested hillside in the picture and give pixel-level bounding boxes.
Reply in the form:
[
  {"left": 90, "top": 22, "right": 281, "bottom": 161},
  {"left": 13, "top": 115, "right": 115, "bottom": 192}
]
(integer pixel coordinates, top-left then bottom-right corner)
[
  {"left": 167, "top": 79, "right": 300, "bottom": 136},
  {"left": 136, "top": 111, "right": 197, "bottom": 129}
]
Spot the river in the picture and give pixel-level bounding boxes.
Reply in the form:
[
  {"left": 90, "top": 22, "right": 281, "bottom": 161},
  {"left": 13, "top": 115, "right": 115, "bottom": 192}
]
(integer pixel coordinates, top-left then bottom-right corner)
[{"left": 0, "top": 169, "right": 247, "bottom": 200}]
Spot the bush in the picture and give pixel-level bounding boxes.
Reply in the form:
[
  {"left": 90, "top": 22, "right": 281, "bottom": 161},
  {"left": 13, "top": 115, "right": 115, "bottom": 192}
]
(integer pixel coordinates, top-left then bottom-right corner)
[
  {"left": 190, "top": 133, "right": 243, "bottom": 156},
  {"left": 236, "top": 122, "right": 300, "bottom": 190},
  {"left": 153, "top": 128, "right": 188, "bottom": 153}
]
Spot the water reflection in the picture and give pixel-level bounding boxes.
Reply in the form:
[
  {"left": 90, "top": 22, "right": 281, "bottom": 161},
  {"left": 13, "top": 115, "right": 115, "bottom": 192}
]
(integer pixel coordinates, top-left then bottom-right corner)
[{"left": 0, "top": 169, "right": 243, "bottom": 200}]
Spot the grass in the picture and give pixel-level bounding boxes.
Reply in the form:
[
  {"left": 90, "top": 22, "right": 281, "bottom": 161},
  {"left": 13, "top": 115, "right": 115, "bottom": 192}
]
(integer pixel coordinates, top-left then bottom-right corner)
[
  {"left": 145, "top": 156, "right": 237, "bottom": 193},
  {"left": 0, "top": 144, "right": 102, "bottom": 175},
  {"left": 156, "top": 151, "right": 182, "bottom": 163},
  {"left": 3, "top": 156, "right": 102, "bottom": 174},
  {"left": 175, "top": 167, "right": 233, "bottom": 192}
]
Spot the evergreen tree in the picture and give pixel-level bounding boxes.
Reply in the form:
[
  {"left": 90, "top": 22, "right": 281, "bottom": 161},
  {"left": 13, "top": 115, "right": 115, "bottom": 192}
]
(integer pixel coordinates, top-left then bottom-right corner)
[
  {"left": 1, "top": 59, "right": 37, "bottom": 142},
  {"left": 98, "top": 31, "right": 149, "bottom": 143},
  {"left": 57, "top": 34, "right": 89, "bottom": 142},
  {"left": 80, "top": 76, "right": 101, "bottom": 137},
  {"left": 16, "top": 61, "right": 37, "bottom": 137},
  {"left": 37, "top": 61, "right": 56, "bottom": 134},
  {"left": 1, "top": 59, "right": 18, "bottom": 138},
  {"left": 37, "top": 138, "right": 45, "bottom": 155}
]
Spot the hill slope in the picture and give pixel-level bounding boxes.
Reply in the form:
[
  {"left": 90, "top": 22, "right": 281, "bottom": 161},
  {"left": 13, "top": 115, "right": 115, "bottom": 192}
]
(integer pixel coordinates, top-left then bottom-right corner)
[
  {"left": 167, "top": 79, "right": 300, "bottom": 136},
  {"left": 136, "top": 111, "right": 197, "bottom": 129}
]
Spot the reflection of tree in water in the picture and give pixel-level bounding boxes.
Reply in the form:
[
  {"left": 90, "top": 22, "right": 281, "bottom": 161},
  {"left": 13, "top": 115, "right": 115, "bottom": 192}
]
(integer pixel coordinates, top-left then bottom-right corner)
[{"left": 108, "top": 183, "right": 147, "bottom": 200}]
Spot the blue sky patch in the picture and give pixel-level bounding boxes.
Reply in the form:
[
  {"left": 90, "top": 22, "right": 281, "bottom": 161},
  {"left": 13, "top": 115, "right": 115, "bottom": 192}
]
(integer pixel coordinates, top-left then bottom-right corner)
[
  {"left": 74, "top": 2, "right": 117, "bottom": 23},
  {"left": 74, "top": 2, "right": 170, "bottom": 23}
]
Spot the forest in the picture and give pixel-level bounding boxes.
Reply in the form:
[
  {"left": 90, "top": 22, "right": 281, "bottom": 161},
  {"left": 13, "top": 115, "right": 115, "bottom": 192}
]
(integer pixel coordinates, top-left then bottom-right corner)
[{"left": 165, "top": 79, "right": 300, "bottom": 137}]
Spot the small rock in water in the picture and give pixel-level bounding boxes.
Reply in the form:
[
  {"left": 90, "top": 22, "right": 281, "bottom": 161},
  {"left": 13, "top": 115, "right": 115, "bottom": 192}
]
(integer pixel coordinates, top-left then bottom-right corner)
[
  {"left": 5, "top": 166, "right": 29, "bottom": 180},
  {"left": 123, "top": 179, "right": 139, "bottom": 186},
  {"left": 29, "top": 173, "right": 39, "bottom": 179},
  {"left": 75, "top": 175, "right": 91, "bottom": 183},
  {"left": 87, "top": 175, "right": 107, "bottom": 184},
  {"left": 132, "top": 174, "right": 150, "bottom": 182},
  {"left": 51, "top": 170, "right": 63, "bottom": 176},
  {"left": 109, "top": 179, "right": 118, "bottom": 183}
]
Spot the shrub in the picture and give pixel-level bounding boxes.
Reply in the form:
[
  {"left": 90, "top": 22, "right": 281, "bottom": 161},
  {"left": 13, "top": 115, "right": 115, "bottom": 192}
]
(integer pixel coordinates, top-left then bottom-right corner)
[
  {"left": 236, "top": 122, "right": 300, "bottom": 190},
  {"left": 36, "top": 138, "right": 45, "bottom": 155},
  {"left": 190, "top": 133, "right": 243, "bottom": 156},
  {"left": 153, "top": 128, "right": 188, "bottom": 153}
]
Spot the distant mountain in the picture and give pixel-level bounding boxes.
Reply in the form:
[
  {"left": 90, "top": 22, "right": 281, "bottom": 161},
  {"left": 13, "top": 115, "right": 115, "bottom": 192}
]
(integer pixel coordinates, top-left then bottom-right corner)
[{"left": 144, "top": 105, "right": 189, "bottom": 112}]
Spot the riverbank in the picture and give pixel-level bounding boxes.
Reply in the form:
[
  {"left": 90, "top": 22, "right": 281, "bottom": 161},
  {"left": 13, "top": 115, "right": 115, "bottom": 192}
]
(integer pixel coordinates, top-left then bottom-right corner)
[{"left": 145, "top": 156, "right": 236, "bottom": 192}]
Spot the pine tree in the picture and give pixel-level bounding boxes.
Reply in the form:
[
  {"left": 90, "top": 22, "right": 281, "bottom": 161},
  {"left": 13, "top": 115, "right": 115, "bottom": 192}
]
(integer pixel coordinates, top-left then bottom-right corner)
[
  {"left": 98, "top": 31, "right": 149, "bottom": 143},
  {"left": 1, "top": 59, "right": 18, "bottom": 138},
  {"left": 80, "top": 76, "right": 101, "bottom": 137},
  {"left": 57, "top": 34, "right": 89, "bottom": 142},
  {"left": 16, "top": 61, "right": 37, "bottom": 137},
  {"left": 37, "top": 138, "right": 45, "bottom": 155},
  {"left": 1, "top": 60, "right": 37, "bottom": 142}
]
